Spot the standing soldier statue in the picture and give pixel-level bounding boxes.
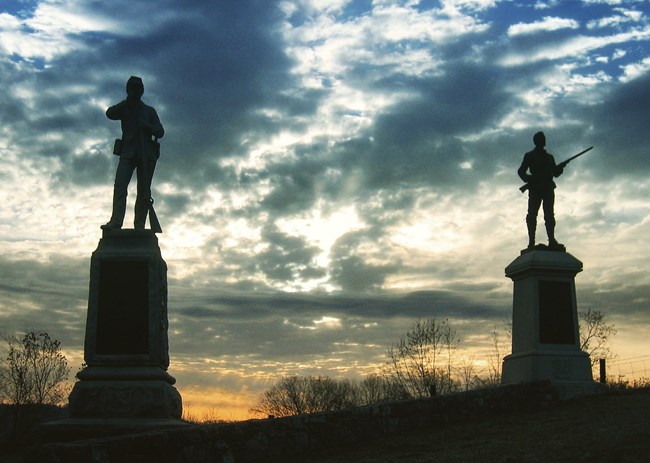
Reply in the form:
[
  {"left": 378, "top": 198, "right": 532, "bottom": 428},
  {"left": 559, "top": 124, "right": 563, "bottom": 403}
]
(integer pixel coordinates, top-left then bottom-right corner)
[
  {"left": 102, "top": 76, "right": 164, "bottom": 232},
  {"left": 517, "top": 131, "right": 564, "bottom": 251}
]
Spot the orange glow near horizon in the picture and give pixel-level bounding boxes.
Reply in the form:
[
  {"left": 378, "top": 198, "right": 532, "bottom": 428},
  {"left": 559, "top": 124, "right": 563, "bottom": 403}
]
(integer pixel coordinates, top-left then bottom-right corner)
[{"left": 178, "top": 385, "right": 261, "bottom": 422}]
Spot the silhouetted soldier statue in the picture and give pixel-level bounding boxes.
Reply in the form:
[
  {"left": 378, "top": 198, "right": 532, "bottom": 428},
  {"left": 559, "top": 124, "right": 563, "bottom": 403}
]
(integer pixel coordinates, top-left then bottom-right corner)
[
  {"left": 102, "top": 76, "right": 164, "bottom": 232},
  {"left": 518, "top": 131, "right": 564, "bottom": 251}
]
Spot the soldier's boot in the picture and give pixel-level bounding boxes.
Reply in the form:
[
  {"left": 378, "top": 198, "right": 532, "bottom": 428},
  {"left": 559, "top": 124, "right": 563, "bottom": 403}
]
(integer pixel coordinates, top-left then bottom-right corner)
[
  {"left": 546, "top": 222, "right": 564, "bottom": 250},
  {"left": 100, "top": 221, "right": 122, "bottom": 230},
  {"left": 526, "top": 220, "right": 536, "bottom": 249}
]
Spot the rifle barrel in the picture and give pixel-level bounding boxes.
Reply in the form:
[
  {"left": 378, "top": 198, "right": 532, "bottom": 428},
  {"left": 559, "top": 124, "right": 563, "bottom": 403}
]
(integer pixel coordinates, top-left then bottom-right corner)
[{"left": 561, "top": 146, "right": 593, "bottom": 165}]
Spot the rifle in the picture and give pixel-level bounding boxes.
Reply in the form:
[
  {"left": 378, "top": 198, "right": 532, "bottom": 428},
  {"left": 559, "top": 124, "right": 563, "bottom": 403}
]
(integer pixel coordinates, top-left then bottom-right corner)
[
  {"left": 136, "top": 137, "right": 162, "bottom": 233},
  {"left": 146, "top": 138, "right": 162, "bottom": 233},
  {"left": 519, "top": 146, "right": 593, "bottom": 193}
]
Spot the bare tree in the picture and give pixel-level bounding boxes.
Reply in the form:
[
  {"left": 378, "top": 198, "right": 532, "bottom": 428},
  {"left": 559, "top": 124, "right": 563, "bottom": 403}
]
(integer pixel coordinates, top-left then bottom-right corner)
[
  {"left": 249, "top": 376, "right": 359, "bottom": 418},
  {"left": 455, "top": 357, "right": 481, "bottom": 392},
  {"left": 503, "top": 317, "right": 512, "bottom": 341},
  {"left": 0, "top": 331, "right": 70, "bottom": 447},
  {"left": 0, "top": 331, "right": 70, "bottom": 406},
  {"left": 485, "top": 325, "right": 505, "bottom": 386},
  {"left": 386, "top": 318, "right": 460, "bottom": 398},
  {"left": 579, "top": 308, "right": 617, "bottom": 367},
  {"left": 357, "top": 373, "right": 410, "bottom": 405},
  {"left": 250, "top": 373, "right": 414, "bottom": 419}
]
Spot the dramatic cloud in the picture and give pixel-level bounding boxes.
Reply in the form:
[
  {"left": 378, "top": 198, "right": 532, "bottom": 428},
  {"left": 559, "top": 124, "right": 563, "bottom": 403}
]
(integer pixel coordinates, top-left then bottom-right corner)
[{"left": 1, "top": 0, "right": 649, "bottom": 418}]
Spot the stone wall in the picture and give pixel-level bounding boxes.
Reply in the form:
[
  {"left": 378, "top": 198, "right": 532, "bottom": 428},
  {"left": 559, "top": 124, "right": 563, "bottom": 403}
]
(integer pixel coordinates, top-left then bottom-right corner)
[{"left": 31, "top": 382, "right": 558, "bottom": 463}]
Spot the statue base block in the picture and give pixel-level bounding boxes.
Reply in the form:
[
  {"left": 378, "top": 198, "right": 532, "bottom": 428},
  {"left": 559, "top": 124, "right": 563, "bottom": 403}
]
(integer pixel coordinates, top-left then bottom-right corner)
[
  {"left": 501, "top": 250, "right": 603, "bottom": 398},
  {"left": 502, "top": 349, "right": 603, "bottom": 398},
  {"left": 40, "top": 417, "right": 188, "bottom": 444},
  {"left": 69, "top": 376, "right": 182, "bottom": 419},
  {"left": 66, "top": 229, "right": 183, "bottom": 424}
]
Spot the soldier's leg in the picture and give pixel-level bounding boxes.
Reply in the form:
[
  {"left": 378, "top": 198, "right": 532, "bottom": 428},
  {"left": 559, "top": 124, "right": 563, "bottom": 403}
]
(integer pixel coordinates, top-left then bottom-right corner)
[
  {"left": 103, "top": 158, "right": 136, "bottom": 229},
  {"left": 134, "top": 159, "right": 156, "bottom": 229},
  {"left": 526, "top": 191, "right": 542, "bottom": 247},
  {"left": 543, "top": 189, "right": 557, "bottom": 245}
]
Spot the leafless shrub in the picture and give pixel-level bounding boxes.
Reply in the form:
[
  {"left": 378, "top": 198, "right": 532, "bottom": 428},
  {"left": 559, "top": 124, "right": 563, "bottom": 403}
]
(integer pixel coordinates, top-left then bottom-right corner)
[
  {"left": 579, "top": 308, "right": 617, "bottom": 367},
  {"left": 0, "top": 331, "right": 70, "bottom": 406},
  {"left": 0, "top": 331, "right": 70, "bottom": 447},
  {"left": 250, "top": 375, "right": 359, "bottom": 418},
  {"left": 357, "top": 373, "right": 410, "bottom": 405},
  {"left": 386, "top": 319, "right": 460, "bottom": 398}
]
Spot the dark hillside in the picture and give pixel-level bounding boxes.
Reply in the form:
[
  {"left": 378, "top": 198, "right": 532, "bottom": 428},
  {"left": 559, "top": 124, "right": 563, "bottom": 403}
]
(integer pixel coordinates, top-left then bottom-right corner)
[
  {"left": 4, "top": 385, "right": 649, "bottom": 462},
  {"left": 296, "top": 388, "right": 650, "bottom": 463}
]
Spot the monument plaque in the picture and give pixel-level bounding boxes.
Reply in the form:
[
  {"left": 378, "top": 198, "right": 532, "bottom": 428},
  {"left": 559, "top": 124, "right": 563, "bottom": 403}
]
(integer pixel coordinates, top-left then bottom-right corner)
[
  {"left": 96, "top": 260, "right": 149, "bottom": 355},
  {"left": 538, "top": 280, "right": 575, "bottom": 345}
]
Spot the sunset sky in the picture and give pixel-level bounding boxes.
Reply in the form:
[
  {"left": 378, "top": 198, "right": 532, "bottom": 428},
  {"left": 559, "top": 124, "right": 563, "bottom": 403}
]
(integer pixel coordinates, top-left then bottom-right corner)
[{"left": 1, "top": 0, "right": 649, "bottom": 420}]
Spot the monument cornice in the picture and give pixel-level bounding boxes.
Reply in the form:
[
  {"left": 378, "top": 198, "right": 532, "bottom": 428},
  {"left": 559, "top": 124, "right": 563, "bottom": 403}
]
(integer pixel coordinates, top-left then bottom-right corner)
[{"left": 506, "top": 250, "right": 583, "bottom": 280}]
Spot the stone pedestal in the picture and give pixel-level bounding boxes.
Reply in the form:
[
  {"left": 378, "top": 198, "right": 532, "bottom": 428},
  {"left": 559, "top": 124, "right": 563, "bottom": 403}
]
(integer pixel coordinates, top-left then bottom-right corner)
[
  {"left": 501, "top": 250, "right": 603, "bottom": 398},
  {"left": 68, "top": 229, "right": 182, "bottom": 422}
]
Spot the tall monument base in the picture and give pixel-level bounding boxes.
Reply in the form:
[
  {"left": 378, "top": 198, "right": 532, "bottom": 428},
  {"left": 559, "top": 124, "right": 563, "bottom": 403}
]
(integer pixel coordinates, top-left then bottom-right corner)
[
  {"left": 501, "top": 250, "right": 603, "bottom": 399},
  {"left": 48, "top": 230, "right": 184, "bottom": 440},
  {"left": 70, "top": 367, "right": 182, "bottom": 419}
]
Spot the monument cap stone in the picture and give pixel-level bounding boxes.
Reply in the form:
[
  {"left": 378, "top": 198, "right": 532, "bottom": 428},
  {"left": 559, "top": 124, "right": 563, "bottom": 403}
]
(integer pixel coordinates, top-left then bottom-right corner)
[{"left": 506, "top": 250, "right": 582, "bottom": 279}]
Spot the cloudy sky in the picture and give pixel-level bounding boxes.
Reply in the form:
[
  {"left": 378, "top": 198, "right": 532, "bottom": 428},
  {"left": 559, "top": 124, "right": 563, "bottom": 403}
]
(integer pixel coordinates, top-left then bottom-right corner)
[{"left": 1, "top": 0, "right": 649, "bottom": 419}]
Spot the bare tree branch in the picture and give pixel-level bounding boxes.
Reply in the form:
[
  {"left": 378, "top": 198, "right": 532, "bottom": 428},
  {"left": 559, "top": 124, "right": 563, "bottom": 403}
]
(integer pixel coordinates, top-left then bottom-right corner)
[
  {"left": 0, "top": 331, "right": 70, "bottom": 406},
  {"left": 386, "top": 319, "right": 461, "bottom": 398}
]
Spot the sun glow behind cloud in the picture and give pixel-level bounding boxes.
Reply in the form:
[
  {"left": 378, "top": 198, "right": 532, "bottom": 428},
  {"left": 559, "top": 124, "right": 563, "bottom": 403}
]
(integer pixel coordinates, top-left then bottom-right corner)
[{"left": 274, "top": 203, "right": 363, "bottom": 290}]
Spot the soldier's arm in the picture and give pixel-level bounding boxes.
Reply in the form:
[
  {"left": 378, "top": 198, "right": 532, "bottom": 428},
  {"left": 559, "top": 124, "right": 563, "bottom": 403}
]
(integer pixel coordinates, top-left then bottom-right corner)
[
  {"left": 517, "top": 154, "right": 532, "bottom": 183},
  {"left": 106, "top": 101, "right": 127, "bottom": 120},
  {"left": 140, "top": 107, "right": 164, "bottom": 139},
  {"left": 551, "top": 156, "right": 564, "bottom": 178}
]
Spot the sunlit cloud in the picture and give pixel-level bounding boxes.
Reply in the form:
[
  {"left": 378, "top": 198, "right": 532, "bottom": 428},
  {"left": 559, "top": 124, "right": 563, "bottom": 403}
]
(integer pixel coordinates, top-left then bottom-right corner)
[
  {"left": 508, "top": 16, "right": 580, "bottom": 36},
  {"left": 619, "top": 56, "right": 650, "bottom": 82},
  {"left": 500, "top": 28, "right": 650, "bottom": 66}
]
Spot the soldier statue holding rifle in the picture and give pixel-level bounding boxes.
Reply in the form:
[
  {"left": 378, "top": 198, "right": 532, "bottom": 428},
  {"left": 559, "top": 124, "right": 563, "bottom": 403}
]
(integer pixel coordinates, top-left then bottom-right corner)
[{"left": 517, "top": 131, "right": 592, "bottom": 252}]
